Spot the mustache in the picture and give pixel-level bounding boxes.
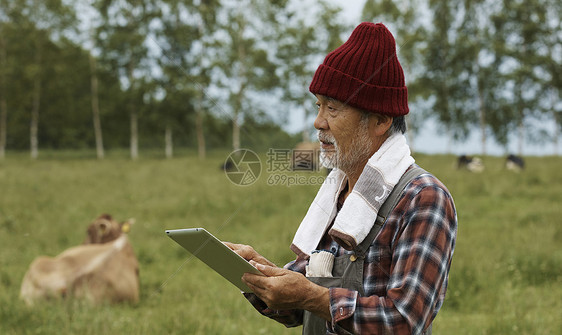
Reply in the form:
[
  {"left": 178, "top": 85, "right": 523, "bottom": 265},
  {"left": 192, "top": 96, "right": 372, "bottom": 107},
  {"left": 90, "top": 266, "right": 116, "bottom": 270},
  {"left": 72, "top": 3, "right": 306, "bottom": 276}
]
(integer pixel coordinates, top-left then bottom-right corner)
[{"left": 317, "top": 131, "right": 335, "bottom": 144}]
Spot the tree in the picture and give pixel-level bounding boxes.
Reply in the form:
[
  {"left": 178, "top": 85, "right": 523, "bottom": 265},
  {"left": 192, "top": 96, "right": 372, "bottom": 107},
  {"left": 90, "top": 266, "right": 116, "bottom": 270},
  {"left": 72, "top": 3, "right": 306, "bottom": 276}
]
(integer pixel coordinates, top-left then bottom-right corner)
[
  {"left": 489, "top": 0, "right": 550, "bottom": 155},
  {"left": 6, "top": 0, "right": 75, "bottom": 159},
  {"left": 440, "top": 0, "right": 518, "bottom": 155},
  {"left": 95, "top": 0, "right": 160, "bottom": 159},
  {"left": 276, "top": 1, "right": 348, "bottom": 143},
  {"left": 192, "top": 0, "right": 220, "bottom": 159},
  {"left": 541, "top": 0, "right": 562, "bottom": 155},
  {"left": 0, "top": 21, "right": 7, "bottom": 159},
  {"left": 157, "top": 0, "right": 220, "bottom": 159},
  {"left": 423, "top": 0, "right": 472, "bottom": 153},
  {"left": 76, "top": 0, "right": 106, "bottom": 159},
  {"left": 89, "top": 51, "right": 104, "bottom": 159},
  {"left": 212, "top": 0, "right": 286, "bottom": 151},
  {"left": 361, "top": 0, "right": 429, "bottom": 152}
]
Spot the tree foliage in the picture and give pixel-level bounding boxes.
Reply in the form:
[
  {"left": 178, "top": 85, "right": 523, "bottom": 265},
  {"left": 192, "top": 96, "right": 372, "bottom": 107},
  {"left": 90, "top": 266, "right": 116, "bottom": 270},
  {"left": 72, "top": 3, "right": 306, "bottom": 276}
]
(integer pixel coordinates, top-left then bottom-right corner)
[
  {"left": 371, "top": 0, "right": 561, "bottom": 154},
  {"left": 0, "top": 0, "right": 559, "bottom": 156}
]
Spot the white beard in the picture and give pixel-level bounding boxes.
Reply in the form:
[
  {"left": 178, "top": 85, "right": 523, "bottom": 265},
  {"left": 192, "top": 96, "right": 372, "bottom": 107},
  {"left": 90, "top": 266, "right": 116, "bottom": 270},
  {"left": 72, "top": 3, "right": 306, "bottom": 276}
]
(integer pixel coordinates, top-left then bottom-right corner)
[
  {"left": 319, "top": 148, "right": 337, "bottom": 169},
  {"left": 317, "top": 119, "right": 372, "bottom": 172},
  {"left": 317, "top": 131, "right": 337, "bottom": 169}
]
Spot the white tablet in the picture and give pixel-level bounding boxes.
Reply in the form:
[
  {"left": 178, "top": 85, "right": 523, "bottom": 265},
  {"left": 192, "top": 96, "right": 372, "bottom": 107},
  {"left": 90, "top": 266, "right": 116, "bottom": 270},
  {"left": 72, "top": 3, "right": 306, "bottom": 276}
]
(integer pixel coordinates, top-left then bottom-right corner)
[{"left": 166, "top": 228, "right": 261, "bottom": 292}]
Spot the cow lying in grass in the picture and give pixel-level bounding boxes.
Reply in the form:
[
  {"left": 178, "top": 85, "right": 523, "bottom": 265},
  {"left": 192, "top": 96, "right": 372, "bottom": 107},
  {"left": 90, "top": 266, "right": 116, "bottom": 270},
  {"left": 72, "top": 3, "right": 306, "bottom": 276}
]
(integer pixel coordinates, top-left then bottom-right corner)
[
  {"left": 20, "top": 214, "right": 139, "bottom": 306},
  {"left": 505, "top": 154, "right": 525, "bottom": 172},
  {"left": 456, "top": 155, "right": 485, "bottom": 173}
]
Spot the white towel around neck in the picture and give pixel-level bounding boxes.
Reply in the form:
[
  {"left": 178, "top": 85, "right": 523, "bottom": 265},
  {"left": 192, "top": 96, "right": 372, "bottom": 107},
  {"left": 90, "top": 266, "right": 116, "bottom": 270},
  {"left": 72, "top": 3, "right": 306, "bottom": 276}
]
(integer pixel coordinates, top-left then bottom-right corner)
[{"left": 290, "top": 133, "right": 414, "bottom": 257}]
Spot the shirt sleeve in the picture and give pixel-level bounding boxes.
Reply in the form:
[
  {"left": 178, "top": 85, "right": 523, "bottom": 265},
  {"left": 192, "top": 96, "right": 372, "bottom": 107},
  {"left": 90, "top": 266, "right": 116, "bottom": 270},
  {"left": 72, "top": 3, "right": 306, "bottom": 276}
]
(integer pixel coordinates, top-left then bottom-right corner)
[
  {"left": 328, "top": 181, "right": 457, "bottom": 334},
  {"left": 243, "top": 257, "right": 308, "bottom": 328}
]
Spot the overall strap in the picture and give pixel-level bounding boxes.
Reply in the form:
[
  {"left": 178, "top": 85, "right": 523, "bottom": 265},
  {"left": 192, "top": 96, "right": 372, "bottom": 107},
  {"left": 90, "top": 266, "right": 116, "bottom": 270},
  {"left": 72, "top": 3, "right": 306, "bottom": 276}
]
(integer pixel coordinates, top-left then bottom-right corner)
[
  {"left": 378, "top": 165, "right": 427, "bottom": 223},
  {"left": 355, "top": 165, "right": 427, "bottom": 256}
]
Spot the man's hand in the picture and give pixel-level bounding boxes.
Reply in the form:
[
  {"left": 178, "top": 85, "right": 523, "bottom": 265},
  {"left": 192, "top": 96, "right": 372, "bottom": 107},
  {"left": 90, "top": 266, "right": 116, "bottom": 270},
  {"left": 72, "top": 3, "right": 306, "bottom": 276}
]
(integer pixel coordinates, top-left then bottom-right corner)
[
  {"left": 223, "top": 242, "right": 276, "bottom": 267},
  {"left": 243, "top": 262, "right": 332, "bottom": 321},
  {"left": 225, "top": 242, "right": 332, "bottom": 321}
]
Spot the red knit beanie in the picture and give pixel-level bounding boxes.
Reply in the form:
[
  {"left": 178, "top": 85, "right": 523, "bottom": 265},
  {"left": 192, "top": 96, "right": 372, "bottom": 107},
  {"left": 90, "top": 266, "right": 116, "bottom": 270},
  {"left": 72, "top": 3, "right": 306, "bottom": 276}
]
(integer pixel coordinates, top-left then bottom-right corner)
[{"left": 309, "top": 22, "right": 409, "bottom": 116}]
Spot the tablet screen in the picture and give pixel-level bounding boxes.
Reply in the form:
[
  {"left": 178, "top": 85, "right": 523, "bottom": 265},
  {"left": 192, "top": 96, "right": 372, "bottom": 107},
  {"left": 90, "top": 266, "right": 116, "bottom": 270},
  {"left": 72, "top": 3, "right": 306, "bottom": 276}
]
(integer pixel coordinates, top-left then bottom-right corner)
[{"left": 166, "top": 228, "right": 261, "bottom": 292}]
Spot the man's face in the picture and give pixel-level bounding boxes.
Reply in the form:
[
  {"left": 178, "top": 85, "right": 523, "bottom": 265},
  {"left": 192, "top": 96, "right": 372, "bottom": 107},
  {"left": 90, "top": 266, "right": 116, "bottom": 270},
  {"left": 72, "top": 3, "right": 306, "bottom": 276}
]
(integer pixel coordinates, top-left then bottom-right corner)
[{"left": 314, "top": 95, "right": 374, "bottom": 173}]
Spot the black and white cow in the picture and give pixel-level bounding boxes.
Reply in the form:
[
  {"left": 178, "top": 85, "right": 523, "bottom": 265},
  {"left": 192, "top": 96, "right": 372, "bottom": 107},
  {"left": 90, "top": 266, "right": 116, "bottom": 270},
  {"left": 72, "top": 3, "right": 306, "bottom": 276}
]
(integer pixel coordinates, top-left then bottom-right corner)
[
  {"left": 457, "top": 155, "right": 485, "bottom": 173},
  {"left": 505, "top": 154, "right": 525, "bottom": 172}
]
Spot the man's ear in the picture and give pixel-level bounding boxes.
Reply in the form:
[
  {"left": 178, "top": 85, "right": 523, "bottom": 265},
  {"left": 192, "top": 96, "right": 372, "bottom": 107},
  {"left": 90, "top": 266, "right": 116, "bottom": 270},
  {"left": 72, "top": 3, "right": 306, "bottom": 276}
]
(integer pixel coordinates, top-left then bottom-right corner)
[{"left": 370, "top": 114, "right": 393, "bottom": 137}]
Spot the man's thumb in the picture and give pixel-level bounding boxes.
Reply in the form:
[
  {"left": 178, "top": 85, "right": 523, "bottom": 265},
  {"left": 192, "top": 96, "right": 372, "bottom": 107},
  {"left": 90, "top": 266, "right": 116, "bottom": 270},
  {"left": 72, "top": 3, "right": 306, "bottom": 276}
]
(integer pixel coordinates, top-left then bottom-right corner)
[{"left": 252, "top": 262, "right": 283, "bottom": 276}]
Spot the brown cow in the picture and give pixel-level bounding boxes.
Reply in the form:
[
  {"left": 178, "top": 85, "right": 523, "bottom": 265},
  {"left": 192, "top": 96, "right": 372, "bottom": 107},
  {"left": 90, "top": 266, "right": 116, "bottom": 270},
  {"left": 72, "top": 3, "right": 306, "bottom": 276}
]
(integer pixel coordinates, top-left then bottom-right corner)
[{"left": 20, "top": 214, "right": 139, "bottom": 305}]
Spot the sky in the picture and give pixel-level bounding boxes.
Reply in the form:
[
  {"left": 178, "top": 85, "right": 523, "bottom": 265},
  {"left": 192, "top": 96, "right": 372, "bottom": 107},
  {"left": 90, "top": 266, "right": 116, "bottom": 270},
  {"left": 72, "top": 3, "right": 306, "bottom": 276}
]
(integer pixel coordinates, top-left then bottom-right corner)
[{"left": 290, "top": 0, "right": 560, "bottom": 157}]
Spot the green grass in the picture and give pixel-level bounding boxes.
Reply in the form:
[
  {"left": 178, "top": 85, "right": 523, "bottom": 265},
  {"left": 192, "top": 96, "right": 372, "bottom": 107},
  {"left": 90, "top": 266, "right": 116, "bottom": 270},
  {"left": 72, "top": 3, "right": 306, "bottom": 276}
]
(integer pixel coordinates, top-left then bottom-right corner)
[{"left": 1, "top": 150, "right": 561, "bottom": 334}]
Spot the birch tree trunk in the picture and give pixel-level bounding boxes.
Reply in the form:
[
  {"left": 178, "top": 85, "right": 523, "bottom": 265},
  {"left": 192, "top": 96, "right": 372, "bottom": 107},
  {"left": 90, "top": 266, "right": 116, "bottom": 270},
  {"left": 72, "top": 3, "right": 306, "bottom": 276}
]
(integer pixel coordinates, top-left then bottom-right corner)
[
  {"left": 232, "top": 17, "right": 246, "bottom": 153},
  {"left": 232, "top": 110, "right": 241, "bottom": 152},
  {"left": 446, "top": 126, "right": 453, "bottom": 155},
  {"left": 233, "top": 75, "right": 246, "bottom": 152},
  {"left": 302, "top": 76, "right": 311, "bottom": 143},
  {"left": 554, "top": 113, "right": 559, "bottom": 156},
  {"left": 30, "top": 38, "right": 41, "bottom": 160},
  {"left": 0, "top": 97, "right": 5, "bottom": 159},
  {"left": 478, "top": 85, "right": 487, "bottom": 156},
  {"left": 302, "top": 99, "right": 309, "bottom": 143},
  {"left": 0, "top": 33, "right": 7, "bottom": 159},
  {"left": 30, "top": 80, "right": 40, "bottom": 159},
  {"left": 195, "top": 108, "right": 205, "bottom": 159},
  {"left": 232, "top": 91, "right": 243, "bottom": 154},
  {"left": 516, "top": 83, "right": 524, "bottom": 156},
  {"left": 165, "top": 124, "right": 173, "bottom": 159},
  {"left": 553, "top": 92, "right": 559, "bottom": 156},
  {"left": 517, "top": 118, "right": 524, "bottom": 156},
  {"left": 89, "top": 54, "right": 104, "bottom": 159},
  {"left": 195, "top": 20, "right": 206, "bottom": 160},
  {"left": 128, "top": 64, "right": 138, "bottom": 160},
  {"left": 130, "top": 109, "right": 138, "bottom": 160}
]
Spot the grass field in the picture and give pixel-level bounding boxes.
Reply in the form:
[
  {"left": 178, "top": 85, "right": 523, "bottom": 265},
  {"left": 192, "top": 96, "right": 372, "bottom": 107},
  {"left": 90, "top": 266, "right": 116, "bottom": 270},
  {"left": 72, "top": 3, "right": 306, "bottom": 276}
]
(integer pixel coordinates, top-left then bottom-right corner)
[{"left": 1, "top": 150, "right": 561, "bottom": 334}]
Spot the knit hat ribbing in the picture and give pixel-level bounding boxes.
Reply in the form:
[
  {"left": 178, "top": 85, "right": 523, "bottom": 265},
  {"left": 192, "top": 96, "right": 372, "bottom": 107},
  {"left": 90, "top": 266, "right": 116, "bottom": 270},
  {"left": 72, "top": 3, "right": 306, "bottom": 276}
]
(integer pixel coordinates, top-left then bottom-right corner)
[{"left": 309, "top": 22, "right": 409, "bottom": 116}]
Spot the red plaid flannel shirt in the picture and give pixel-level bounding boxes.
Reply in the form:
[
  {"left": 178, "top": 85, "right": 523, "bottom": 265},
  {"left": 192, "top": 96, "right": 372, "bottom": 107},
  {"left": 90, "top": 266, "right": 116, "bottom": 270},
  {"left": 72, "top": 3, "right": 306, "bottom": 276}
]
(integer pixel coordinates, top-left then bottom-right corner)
[{"left": 245, "top": 172, "right": 457, "bottom": 334}]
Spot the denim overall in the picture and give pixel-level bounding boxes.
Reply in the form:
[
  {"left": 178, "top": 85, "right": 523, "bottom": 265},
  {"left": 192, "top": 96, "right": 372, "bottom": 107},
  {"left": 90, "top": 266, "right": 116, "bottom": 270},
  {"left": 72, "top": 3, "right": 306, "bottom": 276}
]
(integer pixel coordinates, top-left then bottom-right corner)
[{"left": 302, "top": 167, "right": 432, "bottom": 335}]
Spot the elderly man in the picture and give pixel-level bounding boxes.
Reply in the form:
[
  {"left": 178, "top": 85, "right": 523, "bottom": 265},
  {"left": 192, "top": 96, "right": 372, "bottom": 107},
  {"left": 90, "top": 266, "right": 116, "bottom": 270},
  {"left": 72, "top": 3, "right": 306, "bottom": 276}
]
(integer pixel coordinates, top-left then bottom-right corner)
[{"left": 227, "top": 22, "right": 457, "bottom": 335}]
